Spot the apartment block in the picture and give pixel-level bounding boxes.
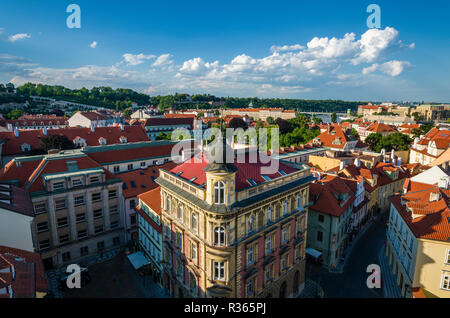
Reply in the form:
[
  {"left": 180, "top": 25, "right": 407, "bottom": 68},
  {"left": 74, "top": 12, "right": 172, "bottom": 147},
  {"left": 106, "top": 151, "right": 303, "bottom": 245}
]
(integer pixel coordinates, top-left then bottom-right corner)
[{"left": 0, "top": 150, "right": 126, "bottom": 269}]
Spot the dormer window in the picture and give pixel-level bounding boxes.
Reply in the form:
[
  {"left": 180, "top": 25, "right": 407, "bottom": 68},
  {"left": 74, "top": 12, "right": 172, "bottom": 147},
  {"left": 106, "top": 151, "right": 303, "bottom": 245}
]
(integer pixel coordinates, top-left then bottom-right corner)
[
  {"left": 214, "top": 181, "right": 225, "bottom": 205},
  {"left": 53, "top": 181, "right": 65, "bottom": 191},
  {"left": 21, "top": 143, "right": 31, "bottom": 152},
  {"left": 73, "top": 137, "right": 86, "bottom": 148},
  {"left": 98, "top": 137, "right": 107, "bottom": 145},
  {"left": 120, "top": 136, "right": 127, "bottom": 144}
]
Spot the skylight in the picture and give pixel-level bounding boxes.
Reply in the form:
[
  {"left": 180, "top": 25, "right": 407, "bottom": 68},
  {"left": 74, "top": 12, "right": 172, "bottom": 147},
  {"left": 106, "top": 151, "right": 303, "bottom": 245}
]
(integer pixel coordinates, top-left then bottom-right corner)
[
  {"left": 247, "top": 179, "right": 257, "bottom": 186},
  {"left": 176, "top": 172, "right": 183, "bottom": 176},
  {"left": 189, "top": 177, "right": 197, "bottom": 182},
  {"left": 262, "top": 175, "right": 271, "bottom": 181},
  {"left": 279, "top": 170, "right": 286, "bottom": 176}
]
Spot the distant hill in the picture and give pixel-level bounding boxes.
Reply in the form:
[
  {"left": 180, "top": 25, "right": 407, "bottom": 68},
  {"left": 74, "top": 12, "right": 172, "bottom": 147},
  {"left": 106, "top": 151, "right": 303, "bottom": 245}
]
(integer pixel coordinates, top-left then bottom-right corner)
[{"left": 14, "top": 83, "right": 366, "bottom": 113}]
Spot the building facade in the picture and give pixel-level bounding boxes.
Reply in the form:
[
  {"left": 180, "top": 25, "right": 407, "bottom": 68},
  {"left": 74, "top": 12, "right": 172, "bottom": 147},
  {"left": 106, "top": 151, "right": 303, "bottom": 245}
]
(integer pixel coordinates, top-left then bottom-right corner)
[
  {"left": 386, "top": 169, "right": 450, "bottom": 297},
  {"left": 156, "top": 143, "right": 313, "bottom": 298},
  {"left": 0, "top": 151, "right": 126, "bottom": 269}
]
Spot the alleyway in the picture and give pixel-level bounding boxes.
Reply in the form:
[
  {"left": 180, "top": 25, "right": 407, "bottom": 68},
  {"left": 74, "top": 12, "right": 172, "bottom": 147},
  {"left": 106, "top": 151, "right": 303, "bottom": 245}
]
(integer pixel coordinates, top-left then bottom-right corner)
[{"left": 307, "top": 213, "right": 387, "bottom": 298}]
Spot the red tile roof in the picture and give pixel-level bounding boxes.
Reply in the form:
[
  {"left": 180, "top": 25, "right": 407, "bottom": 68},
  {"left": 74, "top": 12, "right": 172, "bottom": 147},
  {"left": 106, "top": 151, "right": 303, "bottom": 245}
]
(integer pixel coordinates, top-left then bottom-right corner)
[
  {"left": 391, "top": 182, "right": 450, "bottom": 242},
  {"left": 0, "top": 246, "right": 48, "bottom": 298},
  {"left": 118, "top": 162, "right": 177, "bottom": 198},
  {"left": 138, "top": 186, "right": 162, "bottom": 215},
  {"left": 309, "top": 175, "right": 356, "bottom": 217},
  {"left": 141, "top": 117, "right": 194, "bottom": 127},
  {"left": 0, "top": 126, "right": 149, "bottom": 155},
  {"left": 0, "top": 153, "right": 119, "bottom": 192},
  {"left": 366, "top": 121, "right": 397, "bottom": 133},
  {"left": 169, "top": 151, "right": 299, "bottom": 191},
  {"left": 309, "top": 124, "right": 358, "bottom": 149},
  {"left": 84, "top": 141, "right": 188, "bottom": 165},
  {"left": 414, "top": 128, "right": 450, "bottom": 150}
]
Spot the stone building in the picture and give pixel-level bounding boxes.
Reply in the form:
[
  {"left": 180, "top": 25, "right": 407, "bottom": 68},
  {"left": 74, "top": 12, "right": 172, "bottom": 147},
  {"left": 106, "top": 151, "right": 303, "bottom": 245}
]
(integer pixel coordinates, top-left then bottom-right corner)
[{"left": 155, "top": 140, "right": 314, "bottom": 298}]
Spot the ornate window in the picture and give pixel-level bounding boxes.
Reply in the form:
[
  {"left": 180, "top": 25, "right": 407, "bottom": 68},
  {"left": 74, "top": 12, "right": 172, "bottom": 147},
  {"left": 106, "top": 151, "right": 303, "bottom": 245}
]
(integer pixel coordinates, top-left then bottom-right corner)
[
  {"left": 214, "top": 181, "right": 225, "bottom": 204},
  {"left": 191, "top": 213, "right": 198, "bottom": 233},
  {"left": 166, "top": 196, "right": 171, "bottom": 212},
  {"left": 214, "top": 261, "right": 225, "bottom": 281},
  {"left": 266, "top": 207, "right": 272, "bottom": 225},
  {"left": 214, "top": 227, "right": 225, "bottom": 246},
  {"left": 247, "top": 215, "right": 255, "bottom": 233},
  {"left": 177, "top": 205, "right": 183, "bottom": 221}
]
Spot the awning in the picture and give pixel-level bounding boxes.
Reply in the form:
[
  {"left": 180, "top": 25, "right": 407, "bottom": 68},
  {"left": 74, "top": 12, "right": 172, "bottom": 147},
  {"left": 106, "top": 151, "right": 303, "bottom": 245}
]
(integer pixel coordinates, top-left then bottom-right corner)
[
  {"left": 306, "top": 248, "right": 323, "bottom": 260},
  {"left": 127, "top": 251, "right": 149, "bottom": 270}
]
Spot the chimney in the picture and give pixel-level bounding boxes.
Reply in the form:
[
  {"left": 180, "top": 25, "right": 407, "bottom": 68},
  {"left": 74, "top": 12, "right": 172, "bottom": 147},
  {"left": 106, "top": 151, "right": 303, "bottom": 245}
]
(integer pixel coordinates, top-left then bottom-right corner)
[
  {"left": 7, "top": 123, "right": 12, "bottom": 132},
  {"left": 14, "top": 127, "right": 19, "bottom": 137},
  {"left": 91, "top": 124, "right": 95, "bottom": 133},
  {"left": 438, "top": 177, "right": 449, "bottom": 190},
  {"left": 354, "top": 158, "right": 361, "bottom": 168},
  {"left": 43, "top": 127, "right": 47, "bottom": 136},
  {"left": 397, "top": 157, "right": 402, "bottom": 167},
  {"left": 120, "top": 123, "right": 124, "bottom": 131},
  {"left": 339, "top": 161, "right": 345, "bottom": 170},
  {"left": 391, "top": 149, "right": 395, "bottom": 160}
]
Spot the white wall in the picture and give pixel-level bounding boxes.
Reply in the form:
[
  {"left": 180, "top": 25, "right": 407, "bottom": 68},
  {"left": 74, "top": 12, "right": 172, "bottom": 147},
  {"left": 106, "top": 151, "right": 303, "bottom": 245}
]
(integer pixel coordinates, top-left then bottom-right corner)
[{"left": 0, "top": 208, "right": 34, "bottom": 252}]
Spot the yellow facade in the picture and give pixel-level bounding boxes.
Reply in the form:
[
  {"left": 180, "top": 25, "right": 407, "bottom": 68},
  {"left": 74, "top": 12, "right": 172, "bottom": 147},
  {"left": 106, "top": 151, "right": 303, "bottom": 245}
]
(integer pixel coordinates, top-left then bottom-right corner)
[{"left": 413, "top": 239, "right": 450, "bottom": 298}]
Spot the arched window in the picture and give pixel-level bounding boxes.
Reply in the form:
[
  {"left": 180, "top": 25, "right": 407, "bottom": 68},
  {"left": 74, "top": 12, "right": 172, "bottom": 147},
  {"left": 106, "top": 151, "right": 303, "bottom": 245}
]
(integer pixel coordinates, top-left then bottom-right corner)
[
  {"left": 166, "top": 196, "right": 171, "bottom": 212},
  {"left": 191, "top": 213, "right": 198, "bottom": 233},
  {"left": 214, "top": 227, "right": 225, "bottom": 246},
  {"left": 297, "top": 194, "right": 302, "bottom": 209},
  {"left": 247, "top": 215, "right": 255, "bottom": 233},
  {"left": 214, "top": 181, "right": 225, "bottom": 204},
  {"left": 267, "top": 207, "right": 272, "bottom": 225},
  {"left": 189, "top": 271, "right": 197, "bottom": 295},
  {"left": 177, "top": 205, "right": 183, "bottom": 220}
]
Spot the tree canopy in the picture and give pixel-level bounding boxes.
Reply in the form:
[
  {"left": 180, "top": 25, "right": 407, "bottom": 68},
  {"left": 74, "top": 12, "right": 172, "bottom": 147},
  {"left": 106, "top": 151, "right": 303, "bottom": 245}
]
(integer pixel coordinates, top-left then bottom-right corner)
[{"left": 365, "top": 132, "right": 412, "bottom": 152}]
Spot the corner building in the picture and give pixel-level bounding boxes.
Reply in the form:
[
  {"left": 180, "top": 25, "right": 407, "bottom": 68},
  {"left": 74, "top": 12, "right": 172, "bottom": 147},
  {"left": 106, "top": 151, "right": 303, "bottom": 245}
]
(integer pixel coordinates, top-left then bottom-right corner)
[{"left": 156, "top": 141, "right": 314, "bottom": 298}]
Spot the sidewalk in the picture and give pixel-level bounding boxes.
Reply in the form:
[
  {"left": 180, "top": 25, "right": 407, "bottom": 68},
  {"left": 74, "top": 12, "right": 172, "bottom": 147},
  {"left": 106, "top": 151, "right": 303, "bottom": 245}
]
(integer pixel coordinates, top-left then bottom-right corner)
[
  {"left": 124, "top": 261, "right": 171, "bottom": 298},
  {"left": 298, "top": 278, "right": 324, "bottom": 298},
  {"left": 329, "top": 214, "right": 383, "bottom": 274},
  {"left": 378, "top": 245, "right": 402, "bottom": 298}
]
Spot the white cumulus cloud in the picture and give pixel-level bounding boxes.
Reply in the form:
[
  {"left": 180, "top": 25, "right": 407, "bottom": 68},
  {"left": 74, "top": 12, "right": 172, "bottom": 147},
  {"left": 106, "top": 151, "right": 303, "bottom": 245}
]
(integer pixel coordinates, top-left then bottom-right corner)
[
  {"left": 362, "top": 60, "right": 412, "bottom": 77},
  {"left": 8, "top": 33, "right": 31, "bottom": 42},
  {"left": 122, "top": 53, "right": 155, "bottom": 66},
  {"left": 90, "top": 41, "right": 98, "bottom": 49}
]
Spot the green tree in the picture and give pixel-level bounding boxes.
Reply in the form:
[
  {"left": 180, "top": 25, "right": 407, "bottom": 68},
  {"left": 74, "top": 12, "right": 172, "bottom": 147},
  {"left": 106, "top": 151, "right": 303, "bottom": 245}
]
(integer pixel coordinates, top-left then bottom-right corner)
[
  {"left": 123, "top": 108, "right": 133, "bottom": 117},
  {"left": 266, "top": 116, "right": 275, "bottom": 124},
  {"left": 331, "top": 112, "right": 337, "bottom": 123},
  {"left": 40, "top": 135, "right": 75, "bottom": 152},
  {"left": 7, "top": 109, "right": 23, "bottom": 120},
  {"left": 351, "top": 128, "right": 360, "bottom": 140},
  {"left": 365, "top": 133, "right": 382, "bottom": 151},
  {"left": 313, "top": 117, "right": 323, "bottom": 124},
  {"left": 228, "top": 117, "right": 248, "bottom": 130}
]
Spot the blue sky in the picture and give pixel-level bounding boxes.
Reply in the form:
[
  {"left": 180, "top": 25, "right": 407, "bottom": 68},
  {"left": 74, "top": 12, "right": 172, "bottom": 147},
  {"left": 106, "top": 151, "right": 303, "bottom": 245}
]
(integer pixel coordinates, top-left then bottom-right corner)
[{"left": 0, "top": 0, "right": 449, "bottom": 102}]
